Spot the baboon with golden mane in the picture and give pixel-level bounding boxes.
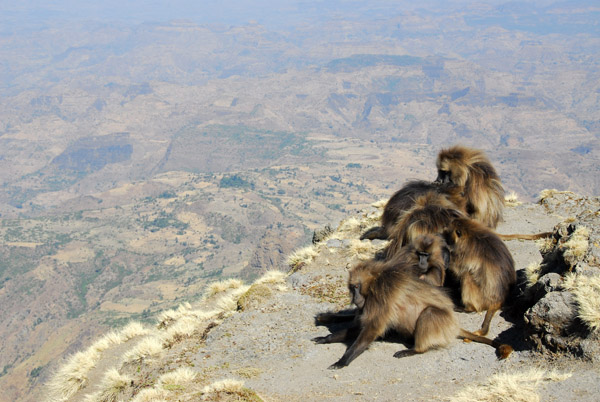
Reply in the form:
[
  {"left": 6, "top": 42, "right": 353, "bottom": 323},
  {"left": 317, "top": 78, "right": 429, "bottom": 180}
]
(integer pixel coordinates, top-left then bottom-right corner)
[{"left": 435, "top": 145, "right": 505, "bottom": 229}]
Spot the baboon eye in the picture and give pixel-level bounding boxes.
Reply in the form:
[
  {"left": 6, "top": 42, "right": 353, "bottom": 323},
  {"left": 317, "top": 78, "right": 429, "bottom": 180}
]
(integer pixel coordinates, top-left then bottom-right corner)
[{"left": 456, "top": 230, "right": 462, "bottom": 238}]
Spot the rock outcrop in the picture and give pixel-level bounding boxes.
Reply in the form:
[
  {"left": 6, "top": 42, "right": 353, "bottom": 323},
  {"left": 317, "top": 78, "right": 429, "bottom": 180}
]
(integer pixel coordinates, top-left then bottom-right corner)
[{"left": 521, "top": 191, "right": 600, "bottom": 361}]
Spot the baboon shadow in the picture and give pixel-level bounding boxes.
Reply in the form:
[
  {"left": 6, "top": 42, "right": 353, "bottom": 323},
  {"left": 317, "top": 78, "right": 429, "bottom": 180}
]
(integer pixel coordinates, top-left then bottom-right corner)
[
  {"left": 313, "top": 309, "right": 414, "bottom": 349},
  {"left": 493, "top": 269, "right": 535, "bottom": 352}
]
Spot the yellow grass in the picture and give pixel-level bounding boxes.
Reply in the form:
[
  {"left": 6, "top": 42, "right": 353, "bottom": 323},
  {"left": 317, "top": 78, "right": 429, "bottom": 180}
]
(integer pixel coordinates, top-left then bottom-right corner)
[
  {"left": 254, "top": 270, "right": 288, "bottom": 292},
  {"left": 162, "top": 316, "right": 202, "bottom": 347},
  {"left": 335, "top": 217, "right": 362, "bottom": 235},
  {"left": 451, "top": 368, "right": 572, "bottom": 402},
  {"left": 47, "top": 348, "right": 101, "bottom": 401},
  {"left": 83, "top": 368, "right": 132, "bottom": 402},
  {"left": 158, "top": 367, "right": 198, "bottom": 389},
  {"left": 122, "top": 336, "right": 164, "bottom": 363},
  {"left": 216, "top": 285, "right": 251, "bottom": 313},
  {"left": 202, "top": 379, "right": 245, "bottom": 394},
  {"left": 254, "top": 270, "right": 287, "bottom": 285},
  {"left": 504, "top": 191, "right": 522, "bottom": 207},
  {"left": 561, "top": 226, "right": 589, "bottom": 266},
  {"left": 525, "top": 261, "right": 542, "bottom": 286},
  {"left": 346, "top": 238, "right": 382, "bottom": 261},
  {"left": 286, "top": 245, "right": 318, "bottom": 269},
  {"left": 562, "top": 273, "right": 600, "bottom": 332},
  {"left": 119, "top": 321, "right": 152, "bottom": 341},
  {"left": 536, "top": 236, "right": 555, "bottom": 253},
  {"left": 372, "top": 198, "right": 387, "bottom": 209},
  {"left": 130, "top": 388, "right": 168, "bottom": 402},
  {"left": 539, "top": 189, "right": 575, "bottom": 200},
  {"left": 205, "top": 278, "right": 245, "bottom": 298}
]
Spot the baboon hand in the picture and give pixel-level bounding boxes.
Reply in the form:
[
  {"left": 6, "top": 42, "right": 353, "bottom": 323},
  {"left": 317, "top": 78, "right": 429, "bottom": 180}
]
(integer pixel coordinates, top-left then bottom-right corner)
[
  {"left": 328, "top": 361, "right": 347, "bottom": 370},
  {"left": 312, "top": 336, "right": 329, "bottom": 344},
  {"left": 393, "top": 349, "right": 417, "bottom": 359}
]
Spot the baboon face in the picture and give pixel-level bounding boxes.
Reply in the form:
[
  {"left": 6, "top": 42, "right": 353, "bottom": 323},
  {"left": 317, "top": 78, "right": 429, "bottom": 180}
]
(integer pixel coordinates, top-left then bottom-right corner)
[
  {"left": 349, "top": 282, "right": 366, "bottom": 309},
  {"left": 415, "top": 236, "right": 435, "bottom": 270},
  {"left": 416, "top": 251, "right": 430, "bottom": 270}
]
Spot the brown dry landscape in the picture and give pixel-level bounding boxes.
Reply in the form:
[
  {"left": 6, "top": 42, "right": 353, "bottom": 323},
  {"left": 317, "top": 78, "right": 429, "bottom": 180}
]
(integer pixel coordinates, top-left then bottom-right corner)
[{"left": 0, "top": 1, "right": 599, "bottom": 401}]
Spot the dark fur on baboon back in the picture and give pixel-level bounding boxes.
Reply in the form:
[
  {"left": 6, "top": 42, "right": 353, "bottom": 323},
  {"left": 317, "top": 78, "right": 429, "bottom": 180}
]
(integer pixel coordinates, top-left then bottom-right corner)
[
  {"left": 383, "top": 191, "right": 465, "bottom": 259},
  {"left": 360, "top": 180, "right": 464, "bottom": 240}
]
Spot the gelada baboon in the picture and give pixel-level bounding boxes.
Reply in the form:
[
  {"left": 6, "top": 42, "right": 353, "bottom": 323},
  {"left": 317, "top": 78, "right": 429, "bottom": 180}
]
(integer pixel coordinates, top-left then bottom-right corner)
[
  {"left": 443, "top": 217, "right": 516, "bottom": 336},
  {"left": 313, "top": 259, "right": 513, "bottom": 369},
  {"left": 435, "top": 145, "right": 505, "bottom": 229},
  {"left": 384, "top": 192, "right": 464, "bottom": 259},
  {"left": 392, "top": 234, "right": 449, "bottom": 287},
  {"left": 360, "top": 180, "right": 465, "bottom": 241}
]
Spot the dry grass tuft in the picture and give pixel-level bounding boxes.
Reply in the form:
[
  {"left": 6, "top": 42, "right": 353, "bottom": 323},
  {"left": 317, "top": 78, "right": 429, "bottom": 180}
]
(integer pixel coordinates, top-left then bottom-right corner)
[
  {"left": 47, "top": 320, "right": 152, "bottom": 401},
  {"left": 90, "top": 331, "right": 123, "bottom": 354},
  {"left": 215, "top": 285, "right": 251, "bottom": 313},
  {"left": 287, "top": 245, "right": 318, "bottom": 270},
  {"left": 205, "top": 279, "right": 245, "bottom": 298},
  {"left": 562, "top": 226, "right": 589, "bottom": 266},
  {"left": 83, "top": 368, "right": 132, "bottom": 402},
  {"left": 536, "top": 236, "right": 555, "bottom": 254},
  {"left": 237, "top": 283, "right": 272, "bottom": 312},
  {"left": 451, "top": 368, "right": 571, "bottom": 402},
  {"left": 562, "top": 273, "right": 600, "bottom": 332},
  {"left": 525, "top": 261, "right": 543, "bottom": 286},
  {"left": 254, "top": 270, "right": 287, "bottom": 286},
  {"left": 47, "top": 348, "right": 101, "bottom": 401},
  {"left": 201, "top": 379, "right": 263, "bottom": 402},
  {"left": 372, "top": 198, "right": 387, "bottom": 209},
  {"left": 122, "top": 336, "right": 164, "bottom": 363},
  {"left": 504, "top": 191, "right": 522, "bottom": 207},
  {"left": 130, "top": 388, "right": 168, "bottom": 402},
  {"left": 539, "top": 189, "right": 574, "bottom": 201},
  {"left": 119, "top": 321, "right": 151, "bottom": 341},
  {"left": 158, "top": 367, "right": 198, "bottom": 391},
  {"left": 202, "top": 379, "right": 245, "bottom": 394},
  {"left": 162, "top": 316, "right": 202, "bottom": 347},
  {"left": 346, "top": 238, "right": 382, "bottom": 261},
  {"left": 235, "top": 367, "right": 263, "bottom": 379},
  {"left": 335, "top": 217, "right": 362, "bottom": 235}
]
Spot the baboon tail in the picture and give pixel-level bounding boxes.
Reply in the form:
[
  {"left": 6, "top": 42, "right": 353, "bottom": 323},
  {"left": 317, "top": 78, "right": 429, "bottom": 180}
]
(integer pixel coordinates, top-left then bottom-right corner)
[
  {"left": 497, "top": 232, "right": 552, "bottom": 241},
  {"left": 458, "top": 328, "right": 513, "bottom": 359}
]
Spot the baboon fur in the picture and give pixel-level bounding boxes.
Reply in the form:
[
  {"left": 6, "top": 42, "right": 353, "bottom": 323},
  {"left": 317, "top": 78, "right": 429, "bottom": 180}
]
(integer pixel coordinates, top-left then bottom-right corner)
[
  {"left": 436, "top": 145, "right": 505, "bottom": 229},
  {"left": 360, "top": 180, "right": 465, "bottom": 241},
  {"left": 443, "top": 217, "right": 516, "bottom": 336},
  {"left": 392, "top": 234, "right": 449, "bottom": 287},
  {"left": 313, "top": 258, "right": 513, "bottom": 368},
  {"left": 384, "top": 192, "right": 464, "bottom": 259}
]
